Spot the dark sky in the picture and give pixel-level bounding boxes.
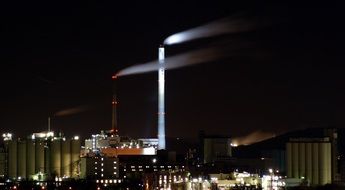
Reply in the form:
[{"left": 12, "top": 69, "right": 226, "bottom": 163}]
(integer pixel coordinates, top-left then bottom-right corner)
[{"left": 0, "top": 1, "right": 345, "bottom": 141}]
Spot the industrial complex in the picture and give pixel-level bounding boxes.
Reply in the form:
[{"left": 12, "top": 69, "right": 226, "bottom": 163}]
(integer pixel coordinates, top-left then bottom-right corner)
[{"left": 0, "top": 46, "right": 344, "bottom": 190}]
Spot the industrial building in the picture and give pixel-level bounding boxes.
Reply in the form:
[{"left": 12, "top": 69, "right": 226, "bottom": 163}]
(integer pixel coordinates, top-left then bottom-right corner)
[
  {"left": 2, "top": 131, "right": 81, "bottom": 181},
  {"left": 286, "top": 137, "right": 332, "bottom": 185},
  {"left": 200, "top": 134, "right": 232, "bottom": 164},
  {"left": 80, "top": 156, "right": 119, "bottom": 179}
]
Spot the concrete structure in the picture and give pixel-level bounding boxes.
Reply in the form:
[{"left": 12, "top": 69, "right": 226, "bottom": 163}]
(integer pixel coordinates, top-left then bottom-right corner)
[
  {"left": 61, "top": 139, "right": 71, "bottom": 177},
  {"left": 17, "top": 140, "right": 26, "bottom": 179},
  {"left": 0, "top": 146, "right": 6, "bottom": 178},
  {"left": 71, "top": 136, "right": 81, "bottom": 178},
  {"left": 26, "top": 139, "right": 35, "bottom": 178},
  {"left": 202, "top": 137, "right": 232, "bottom": 164},
  {"left": 8, "top": 140, "right": 17, "bottom": 179},
  {"left": 2, "top": 132, "right": 81, "bottom": 180},
  {"left": 286, "top": 138, "right": 332, "bottom": 185},
  {"left": 158, "top": 45, "right": 166, "bottom": 150}
]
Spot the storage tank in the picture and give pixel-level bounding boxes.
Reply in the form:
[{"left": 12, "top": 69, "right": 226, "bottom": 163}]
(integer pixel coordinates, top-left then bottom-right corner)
[
  {"left": 312, "top": 143, "right": 319, "bottom": 185},
  {"left": 71, "top": 137, "right": 80, "bottom": 178},
  {"left": 319, "top": 142, "right": 331, "bottom": 185},
  {"left": 26, "top": 139, "right": 35, "bottom": 179},
  {"left": 50, "top": 139, "right": 61, "bottom": 177},
  {"left": 35, "top": 140, "right": 45, "bottom": 174},
  {"left": 305, "top": 143, "right": 313, "bottom": 184},
  {"left": 8, "top": 140, "right": 17, "bottom": 179},
  {"left": 17, "top": 140, "right": 27, "bottom": 179},
  {"left": 61, "top": 139, "right": 71, "bottom": 177},
  {"left": 326, "top": 143, "right": 332, "bottom": 184},
  {"left": 292, "top": 143, "right": 299, "bottom": 178},
  {"left": 286, "top": 142, "right": 292, "bottom": 178},
  {"left": 298, "top": 143, "right": 306, "bottom": 178}
]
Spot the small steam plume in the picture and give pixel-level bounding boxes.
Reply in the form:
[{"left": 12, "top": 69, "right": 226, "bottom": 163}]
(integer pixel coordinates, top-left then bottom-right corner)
[
  {"left": 231, "top": 130, "right": 275, "bottom": 146},
  {"left": 54, "top": 105, "right": 90, "bottom": 117},
  {"left": 164, "top": 14, "right": 264, "bottom": 45}
]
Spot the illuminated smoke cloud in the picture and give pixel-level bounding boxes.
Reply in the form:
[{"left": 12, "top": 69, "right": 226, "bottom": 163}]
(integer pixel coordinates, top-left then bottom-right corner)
[
  {"left": 117, "top": 46, "right": 231, "bottom": 76},
  {"left": 164, "top": 15, "right": 260, "bottom": 45},
  {"left": 54, "top": 105, "right": 90, "bottom": 117},
  {"left": 231, "top": 131, "right": 275, "bottom": 146}
]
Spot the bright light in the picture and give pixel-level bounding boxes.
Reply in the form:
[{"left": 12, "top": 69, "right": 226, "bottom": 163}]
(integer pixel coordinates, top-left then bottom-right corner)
[
  {"left": 231, "top": 143, "right": 238, "bottom": 147},
  {"left": 73, "top": 136, "right": 79, "bottom": 140},
  {"left": 152, "top": 158, "right": 157, "bottom": 163}
]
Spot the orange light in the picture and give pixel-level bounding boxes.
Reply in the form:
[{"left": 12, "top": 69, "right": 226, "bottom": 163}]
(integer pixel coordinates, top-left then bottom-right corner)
[{"left": 112, "top": 75, "right": 118, "bottom": 79}]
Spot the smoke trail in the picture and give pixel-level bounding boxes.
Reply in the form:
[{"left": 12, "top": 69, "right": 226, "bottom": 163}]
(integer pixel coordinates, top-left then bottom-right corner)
[
  {"left": 54, "top": 105, "right": 90, "bottom": 117},
  {"left": 117, "top": 45, "right": 234, "bottom": 76},
  {"left": 231, "top": 131, "right": 275, "bottom": 146},
  {"left": 164, "top": 14, "right": 263, "bottom": 45}
]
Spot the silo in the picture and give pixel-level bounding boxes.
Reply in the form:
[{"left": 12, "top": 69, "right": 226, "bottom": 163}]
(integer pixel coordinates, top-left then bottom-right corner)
[
  {"left": 50, "top": 139, "right": 61, "bottom": 177},
  {"left": 286, "top": 142, "right": 292, "bottom": 178},
  {"left": 61, "top": 139, "right": 71, "bottom": 177},
  {"left": 8, "top": 140, "right": 17, "bottom": 179},
  {"left": 35, "top": 140, "right": 45, "bottom": 173},
  {"left": 26, "top": 139, "right": 35, "bottom": 179},
  {"left": 305, "top": 143, "right": 313, "bottom": 184},
  {"left": 17, "top": 140, "right": 27, "bottom": 179},
  {"left": 298, "top": 143, "right": 306, "bottom": 178},
  {"left": 319, "top": 142, "right": 331, "bottom": 185},
  {"left": 292, "top": 143, "right": 299, "bottom": 178},
  {"left": 71, "top": 138, "right": 80, "bottom": 178},
  {"left": 326, "top": 143, "right": 332, "bottom": 184},
  {"left": 312, "top": 143, "right": 319, "bottom": 185}
]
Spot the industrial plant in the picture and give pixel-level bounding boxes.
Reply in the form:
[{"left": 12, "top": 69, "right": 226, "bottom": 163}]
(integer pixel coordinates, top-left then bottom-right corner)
[
  {"left": 0, "top": 131, "right": 80, "bottom": 181},
  {"left": 0, "top": 46, "right": 344, "bottom": 190}
]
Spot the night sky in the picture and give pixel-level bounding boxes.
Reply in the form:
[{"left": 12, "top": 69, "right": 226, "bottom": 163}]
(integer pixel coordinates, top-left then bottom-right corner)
[{"left": 1, "top": 1, "right": 345, "bottom": 142}]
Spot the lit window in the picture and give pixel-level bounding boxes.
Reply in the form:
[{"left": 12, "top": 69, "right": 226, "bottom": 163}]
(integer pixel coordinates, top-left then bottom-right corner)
[
  {"left": 101, "top": 158, "right": 104, "bottom": 161},
  {"left": 101, "top": 169, "right": 103, "bottom": 172},
  {"left": 113, "top": 167, "right": 117, "bottom": 169}
]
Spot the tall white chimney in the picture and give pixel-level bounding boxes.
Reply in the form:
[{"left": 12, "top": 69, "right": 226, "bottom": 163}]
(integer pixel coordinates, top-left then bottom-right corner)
[{"left": 158, "top": 45, "right": 166, "bottom": 150}]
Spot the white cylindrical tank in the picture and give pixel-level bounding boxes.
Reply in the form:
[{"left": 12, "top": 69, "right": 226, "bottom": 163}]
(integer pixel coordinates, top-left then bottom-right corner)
[
  {"left": 26, "top": 139, "right": 35, "bottom": 179},
  {"left": 17, "top": 140, "right": 27, "bottom": 179},
  {"left": 61, "top": 139, "right": 71, "bottom": 177},
  {"left": 71, "top": 138, "right": 80, "bottom": 178},
  {"left": 8, "top": 140, "right": 17, "bottom": 179},
  {"left": 50, "top": 139, "right": 61, "bottom": 177}
]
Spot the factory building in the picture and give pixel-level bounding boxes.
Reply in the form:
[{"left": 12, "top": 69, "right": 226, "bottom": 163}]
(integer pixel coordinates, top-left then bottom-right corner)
[
  {"left": 286, "top": 137, "right": 332, "bottom": 185},
  {"left": 80, "top": 156, "right": 119, "bottom": 179},
  {"left": 80, "top": 130, "right": 158, "bottom": 181},
  {"left": 2, "top": 132, "right": 81, "bottom": 181},
  {"left": 201, "top": 135, "right": 232, "bottom": 164}
]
